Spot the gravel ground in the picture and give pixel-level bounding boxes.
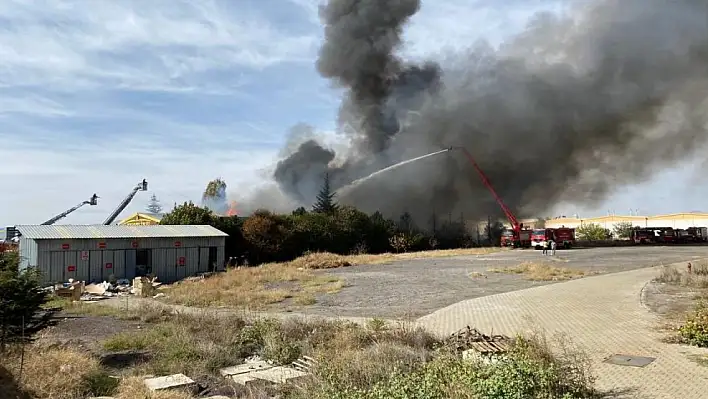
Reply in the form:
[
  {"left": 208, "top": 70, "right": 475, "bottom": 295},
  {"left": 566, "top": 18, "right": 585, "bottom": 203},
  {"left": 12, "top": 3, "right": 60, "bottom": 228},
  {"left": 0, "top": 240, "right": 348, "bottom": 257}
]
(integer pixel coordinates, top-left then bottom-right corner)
[{"left": 297, "top": 246, "right": 708, "bottom": 319}]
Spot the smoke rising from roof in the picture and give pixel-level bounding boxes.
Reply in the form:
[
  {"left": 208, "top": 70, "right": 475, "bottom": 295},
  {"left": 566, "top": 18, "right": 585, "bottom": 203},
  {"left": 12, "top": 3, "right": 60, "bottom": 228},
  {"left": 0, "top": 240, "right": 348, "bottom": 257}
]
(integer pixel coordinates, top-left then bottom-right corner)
[{"left": 263, "top": 0, "right": 708, "bottom": 221}]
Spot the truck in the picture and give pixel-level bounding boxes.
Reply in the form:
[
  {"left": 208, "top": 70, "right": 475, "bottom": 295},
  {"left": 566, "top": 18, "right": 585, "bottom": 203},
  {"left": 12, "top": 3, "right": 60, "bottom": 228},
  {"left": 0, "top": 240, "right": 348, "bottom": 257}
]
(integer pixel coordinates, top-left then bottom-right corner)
[
  {"left": 455, "top": 147, "right": 532, "bottom": 248},
  {"left": 531, "top": 227, "right": 576, "bottom": 249}
]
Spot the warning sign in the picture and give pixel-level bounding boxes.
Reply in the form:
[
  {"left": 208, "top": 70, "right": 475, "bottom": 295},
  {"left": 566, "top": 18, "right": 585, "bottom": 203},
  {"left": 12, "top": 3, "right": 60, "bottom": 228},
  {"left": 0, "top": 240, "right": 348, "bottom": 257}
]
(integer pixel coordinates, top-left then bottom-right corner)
[
  {"left": 67, "top": 265, "right": 76, "bottom": 272},
  {"left": 131, "top": 241, "right": 139, "bottom": 248},
  {"left": 61, "top": 243, "right": 70, "bottom": 250},
  {"left": 174, "top": 241, "right": 182, "bottom": 248},
  {"left": 80, "top": 251, "right": 89, "bottom": 261},
  {"left": 105, "top": 263, "right": 113, "bottom": 269},
  {"left": 178, "top": 256, "right": 186, "bottom": 266},
  {"left": 98, "top": 242, "right": 106, "bottom": 249}
]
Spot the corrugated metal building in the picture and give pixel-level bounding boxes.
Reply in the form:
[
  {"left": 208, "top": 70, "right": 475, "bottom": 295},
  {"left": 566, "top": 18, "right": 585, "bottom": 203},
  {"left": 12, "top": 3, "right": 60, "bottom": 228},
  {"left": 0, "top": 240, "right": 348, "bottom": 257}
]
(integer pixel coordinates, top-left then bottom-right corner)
[{"left": 15, "top": 224, "right": 228, "bottom": 284}]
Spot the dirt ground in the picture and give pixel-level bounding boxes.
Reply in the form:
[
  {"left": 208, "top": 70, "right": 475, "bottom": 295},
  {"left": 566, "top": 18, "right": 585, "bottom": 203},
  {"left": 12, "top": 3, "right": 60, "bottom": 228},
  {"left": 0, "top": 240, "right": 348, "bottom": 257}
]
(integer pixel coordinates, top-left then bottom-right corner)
[
  {"left": 36, "top": 313, "right": 145, "bottom": 353},
  {"left": 290, "top": 246, "right": 708, "bottom": 318}
]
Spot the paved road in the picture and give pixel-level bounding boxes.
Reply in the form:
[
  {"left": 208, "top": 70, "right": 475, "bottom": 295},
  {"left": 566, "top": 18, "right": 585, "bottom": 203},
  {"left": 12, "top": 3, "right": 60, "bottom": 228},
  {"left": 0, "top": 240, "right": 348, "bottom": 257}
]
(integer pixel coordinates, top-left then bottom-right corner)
[
  {"left": 416, "top": 264, "right": 708, "bottom": 399},
  {"left": 304, "top": 246, "right": 708, "bottom": 318}
]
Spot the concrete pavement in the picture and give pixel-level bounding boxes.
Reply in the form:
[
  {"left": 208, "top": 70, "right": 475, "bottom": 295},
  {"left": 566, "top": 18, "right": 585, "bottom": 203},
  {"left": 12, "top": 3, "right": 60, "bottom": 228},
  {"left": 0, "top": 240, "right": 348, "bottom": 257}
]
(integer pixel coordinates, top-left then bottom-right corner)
[{"left": 416, "top": 265, "right": 708, "bottom": 399}]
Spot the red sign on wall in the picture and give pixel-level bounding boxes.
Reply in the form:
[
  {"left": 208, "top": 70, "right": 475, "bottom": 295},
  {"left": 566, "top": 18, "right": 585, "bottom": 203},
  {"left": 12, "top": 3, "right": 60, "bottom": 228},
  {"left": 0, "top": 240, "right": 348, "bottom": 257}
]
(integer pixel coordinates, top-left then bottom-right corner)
[
  {"left": 174, "top": 241, "right": 182, "bottom": 248},
  {"left": 178, "top": 257, "right": 186, "bottom": 266},
  {"left": 105, "top": 263, "right": 113, "bottom": 269},
  {"left": 98, "top": 242, "right": 106, "bottom": 249},
  {"left": 131, "top": 241, "right": 139, "bottom": 248},
  {"left": 67, "top": 265, "right": 76, "bottom": 272},
  {"left": 61, "top": 243, "right": 70, "bottom": 250}
]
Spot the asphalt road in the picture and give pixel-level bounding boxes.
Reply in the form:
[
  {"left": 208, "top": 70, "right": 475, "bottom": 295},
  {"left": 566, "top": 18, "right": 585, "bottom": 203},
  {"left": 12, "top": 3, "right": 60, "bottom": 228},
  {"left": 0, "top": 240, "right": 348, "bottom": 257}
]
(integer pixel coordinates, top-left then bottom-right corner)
[{"left": 298, "top": 246, "right": 708, "bottom": 319}]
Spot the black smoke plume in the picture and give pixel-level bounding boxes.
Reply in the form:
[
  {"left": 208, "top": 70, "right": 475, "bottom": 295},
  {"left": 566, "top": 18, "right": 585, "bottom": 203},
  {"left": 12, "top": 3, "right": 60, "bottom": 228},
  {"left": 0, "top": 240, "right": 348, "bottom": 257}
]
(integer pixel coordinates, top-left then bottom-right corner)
[{"left": 269, "top": 0, "right": 708, "bottom": 221}]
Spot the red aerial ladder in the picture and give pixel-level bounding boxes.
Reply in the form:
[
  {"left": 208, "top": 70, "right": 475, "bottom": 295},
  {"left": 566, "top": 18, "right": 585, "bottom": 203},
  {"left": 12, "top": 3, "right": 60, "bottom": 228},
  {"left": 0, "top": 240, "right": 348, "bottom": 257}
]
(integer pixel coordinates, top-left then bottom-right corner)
[{"left": 452, "top": 147, "right": 531, "bottom": 248}]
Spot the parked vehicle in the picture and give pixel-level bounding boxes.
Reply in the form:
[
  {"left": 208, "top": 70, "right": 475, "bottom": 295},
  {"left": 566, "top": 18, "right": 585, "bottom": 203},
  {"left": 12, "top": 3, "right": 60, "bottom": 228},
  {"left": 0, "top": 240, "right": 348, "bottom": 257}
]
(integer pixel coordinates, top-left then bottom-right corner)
[{"left": 531, "top": 227, "right": 576, "bottom": 249}]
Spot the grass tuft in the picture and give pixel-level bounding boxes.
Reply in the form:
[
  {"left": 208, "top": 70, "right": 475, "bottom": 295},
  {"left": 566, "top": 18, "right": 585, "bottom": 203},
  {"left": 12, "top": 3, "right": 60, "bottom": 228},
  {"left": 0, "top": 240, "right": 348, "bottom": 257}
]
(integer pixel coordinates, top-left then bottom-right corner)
[{"left": 487, "top": 262, "right": 586, "bottom": 281}]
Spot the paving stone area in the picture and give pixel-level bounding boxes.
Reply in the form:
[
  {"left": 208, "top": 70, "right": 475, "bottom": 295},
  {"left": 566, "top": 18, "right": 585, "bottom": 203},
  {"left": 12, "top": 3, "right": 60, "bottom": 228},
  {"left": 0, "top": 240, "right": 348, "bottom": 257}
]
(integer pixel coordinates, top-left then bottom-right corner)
[
  {"left": 416, "top": 265, "right": 708, "bottom": 399},
  {"left": 303, "top": 245, "right": 708, "bottom": 318}
]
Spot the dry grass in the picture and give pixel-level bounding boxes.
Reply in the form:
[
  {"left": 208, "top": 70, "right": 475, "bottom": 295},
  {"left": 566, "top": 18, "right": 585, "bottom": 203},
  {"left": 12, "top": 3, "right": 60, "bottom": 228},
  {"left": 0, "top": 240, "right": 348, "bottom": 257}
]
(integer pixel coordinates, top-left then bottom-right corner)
[
  {"left": 115, "top": 377, "right": 192, "bottom": 399},
  {"left": 656, "top": 262, "right": 708, "bottom": 289},
  {"left": 488, "top": 261, "right": 587, "bottom": 281},
  {"left": 165, "top": 248, "right": 497, "bottom": 308},
  {"left": 1, "top": 346, "right": 112, "bottom": 399}
]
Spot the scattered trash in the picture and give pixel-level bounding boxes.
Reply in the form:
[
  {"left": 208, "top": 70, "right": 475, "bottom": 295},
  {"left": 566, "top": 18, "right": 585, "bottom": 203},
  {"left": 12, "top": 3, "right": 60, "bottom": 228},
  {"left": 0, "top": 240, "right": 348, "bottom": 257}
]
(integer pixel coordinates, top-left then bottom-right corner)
[{"left": 48, "top": 275, "right": 163, "bottom": 301}]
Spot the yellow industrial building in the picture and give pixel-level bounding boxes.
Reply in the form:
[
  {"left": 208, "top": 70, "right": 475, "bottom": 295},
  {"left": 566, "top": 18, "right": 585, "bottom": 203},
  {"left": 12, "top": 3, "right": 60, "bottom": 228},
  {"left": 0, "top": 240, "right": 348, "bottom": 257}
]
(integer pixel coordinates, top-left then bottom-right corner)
[
  {"left": 545, "top": 213, "right": 708, "bottom": 231},
  {"left": 118, "top": 213, "right": 162, "bottom": 226}
]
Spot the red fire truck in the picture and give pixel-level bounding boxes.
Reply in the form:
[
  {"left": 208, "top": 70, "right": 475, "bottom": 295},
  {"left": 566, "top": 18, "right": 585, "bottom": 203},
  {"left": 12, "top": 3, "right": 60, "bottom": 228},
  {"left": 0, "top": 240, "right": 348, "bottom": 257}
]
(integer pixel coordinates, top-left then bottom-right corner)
[{"left": 531, "top": 227, "right": 576, "bottom": 249}]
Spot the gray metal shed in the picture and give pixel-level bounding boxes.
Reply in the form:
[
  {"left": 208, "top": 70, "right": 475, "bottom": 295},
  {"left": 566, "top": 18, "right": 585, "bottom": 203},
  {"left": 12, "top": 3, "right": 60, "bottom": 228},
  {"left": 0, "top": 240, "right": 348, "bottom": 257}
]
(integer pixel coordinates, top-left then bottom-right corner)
[{"left": 15, "top": 224, "right": 228, "bottom": 284}]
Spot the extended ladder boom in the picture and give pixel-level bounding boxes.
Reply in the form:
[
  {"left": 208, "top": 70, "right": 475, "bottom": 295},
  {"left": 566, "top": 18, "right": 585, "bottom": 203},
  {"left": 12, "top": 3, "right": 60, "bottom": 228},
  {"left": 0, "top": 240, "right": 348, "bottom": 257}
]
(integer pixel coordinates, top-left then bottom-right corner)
[
  {"left": 454, "top": 147, "right": 521, "bottom": 231},
  {"left": 102, "top": 179, "right": 148, "bottom": 225},
  {"left": 41, "top": 194, "right": 99, "bottom": 225}
]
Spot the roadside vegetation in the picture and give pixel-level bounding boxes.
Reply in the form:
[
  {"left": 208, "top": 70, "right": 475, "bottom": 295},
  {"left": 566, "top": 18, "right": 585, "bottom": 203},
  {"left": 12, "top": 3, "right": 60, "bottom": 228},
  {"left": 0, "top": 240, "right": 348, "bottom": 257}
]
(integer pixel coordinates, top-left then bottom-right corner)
[
  {"left": 2, "top": 296, "right": 602, "bottom": 399},
  {"left": 487, "top": 261, "right": 587, "bottom": 281},
  {"left": 654, "top": 262, "right": 708, "bottom": 347}
]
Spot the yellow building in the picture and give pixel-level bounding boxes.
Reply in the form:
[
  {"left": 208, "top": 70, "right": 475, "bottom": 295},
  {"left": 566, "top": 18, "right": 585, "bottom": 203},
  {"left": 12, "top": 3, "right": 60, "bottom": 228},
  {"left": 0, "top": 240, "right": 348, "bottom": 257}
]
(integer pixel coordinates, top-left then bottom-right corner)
[
  {"left": 545, "top": 212, "right": 708, "bottom": 233},
  {"left": 118, "top": 213, "right": 162, "bottom": 226}
]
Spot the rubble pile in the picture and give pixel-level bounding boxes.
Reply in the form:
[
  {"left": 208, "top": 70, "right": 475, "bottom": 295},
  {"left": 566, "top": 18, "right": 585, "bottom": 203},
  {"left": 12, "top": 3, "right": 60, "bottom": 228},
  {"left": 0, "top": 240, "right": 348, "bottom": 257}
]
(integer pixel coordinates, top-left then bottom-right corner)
[
  {"left": 46, "top": 276, "right": 165, "bottom": 302},
  {"left": 442, "top": 326, "right": 513, "bottom": 363}
]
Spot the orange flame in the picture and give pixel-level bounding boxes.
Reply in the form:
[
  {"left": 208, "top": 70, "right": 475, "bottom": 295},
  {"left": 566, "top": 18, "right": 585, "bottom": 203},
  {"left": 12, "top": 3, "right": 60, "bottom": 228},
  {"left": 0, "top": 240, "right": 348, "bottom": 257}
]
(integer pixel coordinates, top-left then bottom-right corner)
[{"left": 226, "top": 200, "right": 238, "bottom": 216}]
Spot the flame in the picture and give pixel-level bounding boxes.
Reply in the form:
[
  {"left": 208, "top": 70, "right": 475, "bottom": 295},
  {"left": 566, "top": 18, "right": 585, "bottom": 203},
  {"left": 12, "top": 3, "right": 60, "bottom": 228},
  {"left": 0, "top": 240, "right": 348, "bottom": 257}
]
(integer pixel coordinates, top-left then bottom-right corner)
[{"left": 226, "top": 200, "right": 238, "bottom": 216}]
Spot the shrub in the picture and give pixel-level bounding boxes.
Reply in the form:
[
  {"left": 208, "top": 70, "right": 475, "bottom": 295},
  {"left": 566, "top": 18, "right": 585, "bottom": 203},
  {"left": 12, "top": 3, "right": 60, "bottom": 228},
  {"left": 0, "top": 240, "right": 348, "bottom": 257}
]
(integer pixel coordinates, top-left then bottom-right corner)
[{"left": 679, "top": 301, "right": 708, "bottom": 347}]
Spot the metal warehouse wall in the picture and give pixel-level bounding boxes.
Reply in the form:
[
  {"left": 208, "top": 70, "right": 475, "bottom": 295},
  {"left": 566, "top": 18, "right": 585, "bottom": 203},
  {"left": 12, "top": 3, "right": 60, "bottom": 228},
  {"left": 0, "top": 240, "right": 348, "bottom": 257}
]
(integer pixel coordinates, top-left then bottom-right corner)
[
  {"left": 18, "top": 236, "right": 38, "bottom": 270},
  {"left": 31, "top": 236, "right": 225, "bottom": 284}
]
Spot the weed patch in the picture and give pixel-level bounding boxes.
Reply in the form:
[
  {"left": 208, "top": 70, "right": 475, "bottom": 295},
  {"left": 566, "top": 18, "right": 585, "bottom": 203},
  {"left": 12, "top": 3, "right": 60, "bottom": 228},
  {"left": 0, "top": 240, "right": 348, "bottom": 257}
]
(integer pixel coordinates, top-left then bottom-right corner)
[
  {"left": 488, "top": 262, "right": 586, "bottom": 281},
  {"left": 164, "top": 248, "right": 495, "bottom": 309},
  {"left": 1, "top": 346, "right": 118, "bottom": 399},
  {"left": 678, "top": 301, "right": 708, "bottom": 347},
  {"left": 656, "top": 264, "right": 708, "bottom": 289}
]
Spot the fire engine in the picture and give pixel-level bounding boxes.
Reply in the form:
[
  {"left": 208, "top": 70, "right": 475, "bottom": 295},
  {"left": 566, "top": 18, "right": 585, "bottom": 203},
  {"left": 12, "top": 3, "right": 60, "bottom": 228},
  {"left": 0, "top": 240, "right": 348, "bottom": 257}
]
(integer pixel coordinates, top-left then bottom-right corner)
[{"left": 531, "top": 227, "right": 576, "bottom": 250}]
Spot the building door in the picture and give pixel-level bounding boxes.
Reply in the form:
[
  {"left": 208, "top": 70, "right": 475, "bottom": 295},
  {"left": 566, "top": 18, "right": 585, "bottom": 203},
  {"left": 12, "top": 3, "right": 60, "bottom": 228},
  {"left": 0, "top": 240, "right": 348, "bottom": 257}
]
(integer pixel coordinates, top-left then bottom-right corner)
[
  {"left": 208, "top": 247, "right": 217, "bottom": 272},
  {"left": 135, "top": 249, "right": 151, "bottom": 277}
]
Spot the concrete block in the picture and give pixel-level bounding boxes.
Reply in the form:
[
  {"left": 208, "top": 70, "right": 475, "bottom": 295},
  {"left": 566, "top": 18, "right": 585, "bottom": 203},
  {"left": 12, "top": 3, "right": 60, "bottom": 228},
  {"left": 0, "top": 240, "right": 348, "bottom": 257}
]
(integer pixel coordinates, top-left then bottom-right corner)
[
  {"left": 230, "top": 373, "right": 271, "bottom": 387},
  {"left": 248, "top": 366, "right": 308, "bottom": 385},
  {"left": 219, "top": 361, "right": 272, "bottom": 377},
  {"left": 143, "top": 373, "right": 197, "bottom": 393}
]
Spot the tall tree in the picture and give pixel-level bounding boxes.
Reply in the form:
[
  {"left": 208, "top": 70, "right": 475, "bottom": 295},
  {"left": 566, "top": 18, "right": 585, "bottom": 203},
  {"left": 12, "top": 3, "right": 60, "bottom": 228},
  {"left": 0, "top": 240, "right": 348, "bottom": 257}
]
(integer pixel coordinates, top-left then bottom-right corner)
[
  {"left": 312, "top": 173, "right": 338, "bottom": 214},
  {"left": 202, "top": 178, "right": 228, "bottom": 214},
  {"left": 145, "top": 194, "right": 163, "bottom": 214}
]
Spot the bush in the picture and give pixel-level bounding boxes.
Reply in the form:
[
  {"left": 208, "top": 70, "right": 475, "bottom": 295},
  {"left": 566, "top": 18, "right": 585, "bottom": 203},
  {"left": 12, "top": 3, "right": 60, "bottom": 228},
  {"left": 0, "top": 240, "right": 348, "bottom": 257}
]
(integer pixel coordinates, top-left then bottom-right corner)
[
  {"left": 294, "top": 332, "right": 598, "bottom": 399},
  {"left": 161, "top": 200, "right": 486, "bottom": 267},
  {"left": 679, "top": 301, "right": 708, "bottom": 347}
]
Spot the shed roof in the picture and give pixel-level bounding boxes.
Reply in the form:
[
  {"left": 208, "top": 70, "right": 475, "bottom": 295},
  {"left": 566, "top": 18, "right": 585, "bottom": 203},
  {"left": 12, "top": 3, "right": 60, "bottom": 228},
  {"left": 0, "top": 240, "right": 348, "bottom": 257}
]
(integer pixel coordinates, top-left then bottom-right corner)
[{"left": 15, "top": 224, "right": 228, "bottom": 240}]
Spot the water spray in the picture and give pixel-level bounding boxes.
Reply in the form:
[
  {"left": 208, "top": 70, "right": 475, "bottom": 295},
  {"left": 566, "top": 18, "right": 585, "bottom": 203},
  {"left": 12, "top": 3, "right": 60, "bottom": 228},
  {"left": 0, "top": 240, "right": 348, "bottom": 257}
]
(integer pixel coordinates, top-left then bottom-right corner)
[{"left": 336, "top": 147, "right": 454, "bottom": 197}]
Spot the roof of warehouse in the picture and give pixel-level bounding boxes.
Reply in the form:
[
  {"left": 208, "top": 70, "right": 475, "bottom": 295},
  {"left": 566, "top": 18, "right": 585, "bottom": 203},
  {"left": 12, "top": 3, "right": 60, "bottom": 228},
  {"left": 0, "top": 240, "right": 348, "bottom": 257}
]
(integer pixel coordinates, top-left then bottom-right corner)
[{"left": 15, "top": 225, "right": 228, "bottom": 240}]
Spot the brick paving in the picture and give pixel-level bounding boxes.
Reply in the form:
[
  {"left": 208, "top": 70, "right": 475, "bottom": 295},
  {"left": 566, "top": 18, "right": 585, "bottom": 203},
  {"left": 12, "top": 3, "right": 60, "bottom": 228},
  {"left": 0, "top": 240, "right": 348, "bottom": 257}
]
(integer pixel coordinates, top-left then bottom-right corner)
[{"left": 416, "top": 265, "right": 708, "bottom": 399}]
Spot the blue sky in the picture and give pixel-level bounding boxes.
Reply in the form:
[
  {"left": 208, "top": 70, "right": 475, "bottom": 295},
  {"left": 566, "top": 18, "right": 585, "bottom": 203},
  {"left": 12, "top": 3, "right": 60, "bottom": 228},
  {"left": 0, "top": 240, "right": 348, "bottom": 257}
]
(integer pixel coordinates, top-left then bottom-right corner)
[{"left": 0, "top": 0, "right": 704, "bottom": 226}]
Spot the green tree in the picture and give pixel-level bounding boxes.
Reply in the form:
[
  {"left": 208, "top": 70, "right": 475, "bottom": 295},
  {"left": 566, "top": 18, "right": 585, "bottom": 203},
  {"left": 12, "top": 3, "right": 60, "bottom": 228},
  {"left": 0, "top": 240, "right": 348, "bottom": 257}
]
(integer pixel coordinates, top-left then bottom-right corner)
[
  {"left": 612, "top": 221, "right": 635, "bottom": 239},
  {"left": 145, "top": 194, "right": 163, "bottom": 214},
  {"left": 576, "top": 223, "right": 609, "bottom": 240},
  {"left": 312, "top": 173, "right": 338, "bottom": 214},
  {"left": 202, "top": 178, "right": 228, "bottom": 214},
  {"left": 0, "top": 251, "right": 51, "bottom": 351},
  {"left": 160, "top": 201, "right": 215, "bottom": 225}
]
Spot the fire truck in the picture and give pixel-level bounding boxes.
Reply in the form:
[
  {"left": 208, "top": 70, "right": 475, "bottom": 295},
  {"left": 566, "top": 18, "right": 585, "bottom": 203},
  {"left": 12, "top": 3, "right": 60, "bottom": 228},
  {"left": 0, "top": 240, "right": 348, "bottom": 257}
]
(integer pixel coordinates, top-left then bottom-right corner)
[
  {"left": 677, "top": 227, "right": 708, "bottom": 243},
  {"left": 455, "top": 147, "right": 532, "bottom": 248},
  {"left": 531, "top": 227, "right": 576, "bottom": 249}
]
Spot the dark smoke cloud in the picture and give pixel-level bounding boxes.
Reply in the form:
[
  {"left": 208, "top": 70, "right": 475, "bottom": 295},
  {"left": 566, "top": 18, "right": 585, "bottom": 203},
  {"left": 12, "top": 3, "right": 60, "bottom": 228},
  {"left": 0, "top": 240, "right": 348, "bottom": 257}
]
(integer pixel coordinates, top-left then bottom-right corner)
[{"left": 270, "top": 0, "right": 708, "bottom": 221}]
